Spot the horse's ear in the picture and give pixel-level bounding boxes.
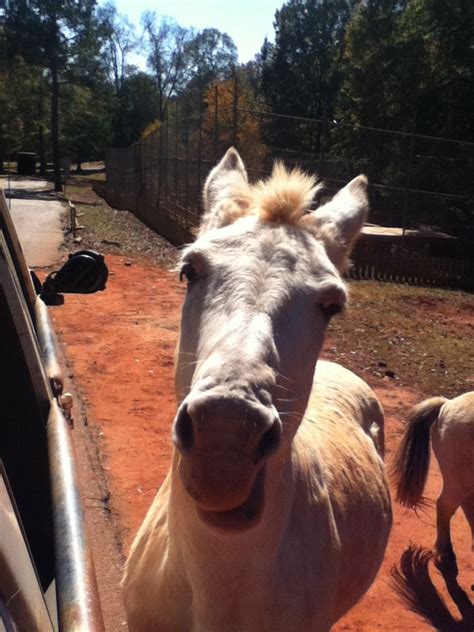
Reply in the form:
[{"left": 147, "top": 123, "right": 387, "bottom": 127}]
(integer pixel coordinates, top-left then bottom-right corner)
[
  {"left": 200, "top": 148, "right": 250, "bottom": 233},
  {"left": 310, "top": 175, "right": 368, "bottom": 272}
]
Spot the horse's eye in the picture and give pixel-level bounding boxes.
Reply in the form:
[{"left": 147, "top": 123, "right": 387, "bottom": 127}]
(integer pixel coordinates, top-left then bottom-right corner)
[
  {"left": 320, "top": 303, "right": 343, "bottom": 319},
  {"left": 179, "top": 262, "right": 198, "bottom": 284}
]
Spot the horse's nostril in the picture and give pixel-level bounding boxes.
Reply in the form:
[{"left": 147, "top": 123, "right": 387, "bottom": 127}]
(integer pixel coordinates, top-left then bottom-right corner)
[
  {"left": 256, "top": 420, "right": 281, "bottom": 461},
  {"left": 172, "top": 406, "right": 194, "bottom": 452}
]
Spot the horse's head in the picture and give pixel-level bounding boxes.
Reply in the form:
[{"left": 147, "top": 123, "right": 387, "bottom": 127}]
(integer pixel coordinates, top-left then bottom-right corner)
[{"left": 172, "top": 148, "right": 368, "bottom": 532}]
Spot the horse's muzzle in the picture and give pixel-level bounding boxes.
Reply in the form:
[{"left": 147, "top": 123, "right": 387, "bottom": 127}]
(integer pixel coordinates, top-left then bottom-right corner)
[{"left": 172, "top": 390, "right": 281, "bottom": 512}]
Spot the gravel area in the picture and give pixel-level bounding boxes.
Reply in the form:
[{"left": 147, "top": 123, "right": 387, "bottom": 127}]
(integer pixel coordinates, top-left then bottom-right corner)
[{"left": 61, "top": 178, "right": 180, "bottom": 268}]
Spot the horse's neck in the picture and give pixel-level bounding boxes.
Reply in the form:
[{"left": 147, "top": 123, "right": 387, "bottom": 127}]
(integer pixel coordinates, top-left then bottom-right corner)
[
  {"left": 169, "top": 454, "right": 294, "bottom": 560},
  {"left": 167, "top": 452, "right": 337, "bottom": 630},
  {"left": 168, "top": 441, "right": 335, "bottom": 570}
]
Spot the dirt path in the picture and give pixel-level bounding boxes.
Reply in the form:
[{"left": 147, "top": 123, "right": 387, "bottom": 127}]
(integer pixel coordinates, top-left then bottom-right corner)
[{"left": 49, "top": 253, "right": 473, "bottom": 631}]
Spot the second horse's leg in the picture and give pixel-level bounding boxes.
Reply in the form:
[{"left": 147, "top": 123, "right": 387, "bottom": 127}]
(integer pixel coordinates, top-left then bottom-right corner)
[
  {"left": 434, "top": 489, "right": 459, "bottom": 574},
  {"left": 461, "top": 492, "right": 474, "bottom": 553}
]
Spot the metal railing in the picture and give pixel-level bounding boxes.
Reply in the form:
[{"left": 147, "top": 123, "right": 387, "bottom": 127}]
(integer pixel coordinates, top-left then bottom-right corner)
[{"left": 0, "top": 190, "right": 105, "bottom": 631}]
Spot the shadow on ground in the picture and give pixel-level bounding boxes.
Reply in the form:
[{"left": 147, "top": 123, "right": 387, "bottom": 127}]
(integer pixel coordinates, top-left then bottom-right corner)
[
  {"left": 5, "top": 187, "right": 59, "bottom": 201},
  {"left": 390, "top": 545, "right": 474, "bottom": 631}
]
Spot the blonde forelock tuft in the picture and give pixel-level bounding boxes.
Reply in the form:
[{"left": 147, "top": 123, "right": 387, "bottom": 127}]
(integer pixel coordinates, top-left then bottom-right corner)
[{"left": 251, "top": 162, "right": 321, "bottom": 225}]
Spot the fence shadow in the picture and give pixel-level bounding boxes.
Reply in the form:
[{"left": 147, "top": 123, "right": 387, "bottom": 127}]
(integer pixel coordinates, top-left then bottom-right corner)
[
  {"left": 5, "top": 187, "right": 59, "bottom": 202},
  {"left": 390, "top": 545, "right": 474, "bottom": 631}
]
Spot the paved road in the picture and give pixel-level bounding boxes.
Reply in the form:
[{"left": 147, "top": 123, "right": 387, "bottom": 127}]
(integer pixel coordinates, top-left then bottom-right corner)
[{"left": 1, "top": 176, "right": 65, "bottom": 268}]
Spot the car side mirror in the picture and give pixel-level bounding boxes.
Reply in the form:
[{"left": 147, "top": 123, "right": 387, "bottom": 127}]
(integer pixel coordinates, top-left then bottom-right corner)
[{"left": 37, "top": 250, "right": 108, "bottom": 305}]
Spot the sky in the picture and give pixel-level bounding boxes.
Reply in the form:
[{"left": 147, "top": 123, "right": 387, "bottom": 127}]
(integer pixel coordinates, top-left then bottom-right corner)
[{"left": 113, "top": 0, "right": 283, "bottom": 64}]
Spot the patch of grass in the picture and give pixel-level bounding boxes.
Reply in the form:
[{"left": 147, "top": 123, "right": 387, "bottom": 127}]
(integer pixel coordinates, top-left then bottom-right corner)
[
  {"left": 60, "top": 180, "right": 178, "bottom": 266},
  {"left": 76, "top": 172, "right": 106, "bottom": 182},
  {"left": 324, "top": 280, "right": 474, "bottom": 399}
]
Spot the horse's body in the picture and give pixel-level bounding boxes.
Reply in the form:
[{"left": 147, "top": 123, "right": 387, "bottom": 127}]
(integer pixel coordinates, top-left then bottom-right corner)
[
  {"left": 123, "top": 149, "right": 392, "bottom": 631},
  {"left": 393, "top": 392, "right": 474, "bottom": 572}
]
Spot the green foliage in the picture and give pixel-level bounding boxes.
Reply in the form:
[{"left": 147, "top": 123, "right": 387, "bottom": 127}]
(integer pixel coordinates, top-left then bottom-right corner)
[
  {"left": 141, "top": 13, "right": 238, "bottom": 120},
  {"left": 114, "top": 72, "right": 161, "bottom": 146},
  {"left": 98, "top": 1, "right": 138, "bottom": 94},
  {"left": 6, "top": 0, "right": 105, "bottom": 81},
  {"left": 332, "top": 0, "right": 474, "bottom": 230},
  {"left": 261, "top": 0, "right": 357, "bottom": 151},
  {"left": 2, "top": 2, "right": 239, "bottom": 166},
  {"left": 336, "top": 0, "right": 474, "bottom": 140},
  {"left": 2, "top": 0, "right": 472, "bottom": 237},
  {"left": 5, "top": 0, "right": 108, "bottom": 184},
  {"left": 185, "top": 28, "right": 238, "bottom": 91},
  {"left": 0, "top": 57, "right": 49, "bottom": 160},
  {"left": 253, "top": 0, "right": 473, "bottom": 234},
  {"left": 60, "top": 85, "right": 112, "bottom": 164}
]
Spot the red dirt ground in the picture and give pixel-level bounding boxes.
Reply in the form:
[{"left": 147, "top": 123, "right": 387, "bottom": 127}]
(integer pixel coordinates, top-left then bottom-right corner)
[{"left": 50, "top": 253, "right": 473, "bottom": 631}]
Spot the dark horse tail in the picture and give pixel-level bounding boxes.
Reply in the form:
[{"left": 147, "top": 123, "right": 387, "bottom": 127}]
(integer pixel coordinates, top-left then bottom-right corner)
[{"left": 392, "top": 397, "right": 447, "bottom": 508}]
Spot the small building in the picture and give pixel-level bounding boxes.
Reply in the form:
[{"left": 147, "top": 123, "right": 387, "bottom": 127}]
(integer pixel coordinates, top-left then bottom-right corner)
[{"left": 17, "top": 152, "right": 36, "bottom": 176}]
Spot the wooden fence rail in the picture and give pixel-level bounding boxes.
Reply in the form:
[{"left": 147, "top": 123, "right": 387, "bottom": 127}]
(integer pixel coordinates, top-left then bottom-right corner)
[{"left": 348, "top": 249, "right": 474, "bottom": 291}]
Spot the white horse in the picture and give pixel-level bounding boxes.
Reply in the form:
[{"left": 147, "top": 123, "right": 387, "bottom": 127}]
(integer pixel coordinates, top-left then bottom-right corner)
[
  {"left": 122, "top": 148, "right": 392, "bottom": 631},
  {"left": 392, "top": 392, "right": 474, "bottom": 574}
]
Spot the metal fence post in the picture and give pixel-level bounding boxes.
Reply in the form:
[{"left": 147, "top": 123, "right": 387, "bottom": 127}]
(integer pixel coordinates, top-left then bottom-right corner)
[
  {"left": 319, "top": 111, "right": 327, "bottom": 179},
  {"left": 214, "top": 83, "right": 219, "bottom": 164},
  {"left": 232, "top": 72, "right": 238, "bottom": 148},
  {"left": 134, "top": 143, "right": 141, "bottom": 212},
  {"left": 184, "top": 105, "right": 190, "bottom": 226},
  {"left": 174, "top": 102, "right": 179, "bottom": 216},
  {"left": 157, "top": 117, "right": 163, "bottom": 210},
  {"left": 164, "top": 110, "right": 170, "bottom": 205},
  {"left": 402, "top": 109, "right": 417, "bottom": 237},
  {"left": 197, "top": 92, "right": 203, "bottom": 216}
]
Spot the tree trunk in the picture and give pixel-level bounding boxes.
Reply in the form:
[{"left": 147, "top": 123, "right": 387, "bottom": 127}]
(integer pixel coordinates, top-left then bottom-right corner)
[
  {"left": 38, "top": 124, "right": 47, "bottom": 176},
  {"left": 38, "top": 90, "right": 47, "bottom": 176},
  {"left": 51, "top": 58, "right": 62, "bottom": 192}
]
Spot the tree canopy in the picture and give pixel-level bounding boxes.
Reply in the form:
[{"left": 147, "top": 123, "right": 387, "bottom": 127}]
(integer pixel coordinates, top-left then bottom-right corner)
[{"left": 1, "top": 0, "right": 472, "bottom": 236}]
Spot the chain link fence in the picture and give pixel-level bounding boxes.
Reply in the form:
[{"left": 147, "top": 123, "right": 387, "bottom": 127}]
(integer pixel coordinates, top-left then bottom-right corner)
[{"left": 102, "top": 79, "right": 473, "bottom": 290}]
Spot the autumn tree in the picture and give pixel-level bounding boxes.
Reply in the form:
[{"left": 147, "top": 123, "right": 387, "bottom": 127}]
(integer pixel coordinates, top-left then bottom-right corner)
[{"left": 201, "top": 77, "right": 267, "bottom": 172}]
